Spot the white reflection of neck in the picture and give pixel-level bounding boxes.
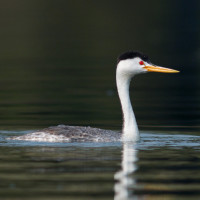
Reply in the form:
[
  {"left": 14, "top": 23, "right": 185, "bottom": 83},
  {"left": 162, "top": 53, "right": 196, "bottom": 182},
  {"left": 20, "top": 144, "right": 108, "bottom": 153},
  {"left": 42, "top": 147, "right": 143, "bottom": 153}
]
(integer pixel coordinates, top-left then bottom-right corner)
[{"left": 114, "top": 142, "right": 138, "bottom": 200}]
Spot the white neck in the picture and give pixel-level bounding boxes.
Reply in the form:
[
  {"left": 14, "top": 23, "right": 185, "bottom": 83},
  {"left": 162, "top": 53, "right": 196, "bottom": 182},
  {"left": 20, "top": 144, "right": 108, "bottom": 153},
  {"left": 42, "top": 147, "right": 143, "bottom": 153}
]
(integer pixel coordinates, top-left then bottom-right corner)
[{"left": 116, "top": 70, "right": 139, "bottom": 142}]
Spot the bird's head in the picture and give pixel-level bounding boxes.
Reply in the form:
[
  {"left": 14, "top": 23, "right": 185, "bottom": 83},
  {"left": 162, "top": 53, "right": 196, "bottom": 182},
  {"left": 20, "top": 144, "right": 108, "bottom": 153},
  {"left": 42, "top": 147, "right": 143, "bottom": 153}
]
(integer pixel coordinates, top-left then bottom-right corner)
[{"left": 117, "top": 51, "right": 179, "bottom": 78}]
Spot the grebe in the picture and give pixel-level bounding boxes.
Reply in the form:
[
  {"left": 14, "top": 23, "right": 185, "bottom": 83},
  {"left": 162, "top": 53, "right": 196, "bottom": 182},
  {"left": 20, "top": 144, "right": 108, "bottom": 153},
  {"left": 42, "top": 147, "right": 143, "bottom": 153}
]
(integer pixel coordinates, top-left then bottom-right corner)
[{"left": 10, "top": 51, "right": 179, "bottom": 142}]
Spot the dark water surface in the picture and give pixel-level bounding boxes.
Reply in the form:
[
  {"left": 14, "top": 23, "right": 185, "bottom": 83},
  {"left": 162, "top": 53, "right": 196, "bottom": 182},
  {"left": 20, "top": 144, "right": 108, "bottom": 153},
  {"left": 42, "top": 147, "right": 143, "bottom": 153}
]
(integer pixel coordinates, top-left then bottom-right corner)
[
  {"left": 1, "top": 132, "right": 200, "bottom": 200},
  {"left": 0, "top": 0, "right": 200, "bottom": 199}
]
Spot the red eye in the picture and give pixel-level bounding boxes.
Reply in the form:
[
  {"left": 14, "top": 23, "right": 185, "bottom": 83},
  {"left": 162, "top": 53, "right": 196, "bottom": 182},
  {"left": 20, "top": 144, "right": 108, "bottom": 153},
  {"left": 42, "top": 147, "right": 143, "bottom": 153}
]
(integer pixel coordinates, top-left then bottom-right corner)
[{"left": 139, "top": 61, "right": 144, "bottom": 65}]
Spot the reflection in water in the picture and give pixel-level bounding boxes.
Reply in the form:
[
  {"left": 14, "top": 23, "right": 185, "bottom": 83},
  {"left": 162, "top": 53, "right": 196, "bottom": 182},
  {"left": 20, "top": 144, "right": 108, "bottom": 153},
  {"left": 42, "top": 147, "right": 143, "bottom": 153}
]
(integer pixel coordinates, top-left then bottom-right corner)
[
  {"left": 1, "top": 132, "right": 200, "bottom": 199},
  {"left": 114, "top": 142, "right": 138, "bottom": 200}
]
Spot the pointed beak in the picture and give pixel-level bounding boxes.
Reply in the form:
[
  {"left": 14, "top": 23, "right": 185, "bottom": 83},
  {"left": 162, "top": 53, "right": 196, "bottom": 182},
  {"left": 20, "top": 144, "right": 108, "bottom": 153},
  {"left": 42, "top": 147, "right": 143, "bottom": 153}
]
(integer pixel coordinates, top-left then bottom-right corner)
[{"left": 143, "top": 65, "right": 180, "bottom": 73}]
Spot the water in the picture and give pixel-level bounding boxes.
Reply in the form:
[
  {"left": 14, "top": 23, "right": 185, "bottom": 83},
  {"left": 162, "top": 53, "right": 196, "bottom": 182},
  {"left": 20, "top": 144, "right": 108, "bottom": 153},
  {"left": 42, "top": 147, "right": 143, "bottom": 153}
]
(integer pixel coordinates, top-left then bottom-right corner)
[
  {"left": 1, "top": 131, "right": 200, "bottom": 200},
  {"left": 1, "top": 0, "right": 200, "bottom": 199}
]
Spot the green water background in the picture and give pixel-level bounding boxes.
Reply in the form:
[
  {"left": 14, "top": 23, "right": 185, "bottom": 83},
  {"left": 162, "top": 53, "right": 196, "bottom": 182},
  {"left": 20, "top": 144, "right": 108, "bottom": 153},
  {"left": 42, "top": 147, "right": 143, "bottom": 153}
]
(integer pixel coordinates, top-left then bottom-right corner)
[{"left": 0, "top": 0, "right": 199, "bottom": 132}]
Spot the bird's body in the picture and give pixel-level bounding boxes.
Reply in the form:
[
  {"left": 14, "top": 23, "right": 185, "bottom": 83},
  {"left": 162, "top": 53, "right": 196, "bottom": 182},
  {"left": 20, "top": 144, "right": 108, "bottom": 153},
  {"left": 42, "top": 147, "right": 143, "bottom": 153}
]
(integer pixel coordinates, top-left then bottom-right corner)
[
  {"left": 12, "top": 125, "right": 121, "bottom": 142},
  {"left": 9, "top": 51, "right": 179, "bottom": 142}
]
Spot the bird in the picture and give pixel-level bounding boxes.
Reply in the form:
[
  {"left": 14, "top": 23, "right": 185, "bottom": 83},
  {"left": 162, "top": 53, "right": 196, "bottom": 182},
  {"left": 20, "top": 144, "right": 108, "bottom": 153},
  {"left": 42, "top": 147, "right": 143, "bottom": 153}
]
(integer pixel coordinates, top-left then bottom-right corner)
[{"left": 10, "top": 51, "right": 179, "bottom": 142}]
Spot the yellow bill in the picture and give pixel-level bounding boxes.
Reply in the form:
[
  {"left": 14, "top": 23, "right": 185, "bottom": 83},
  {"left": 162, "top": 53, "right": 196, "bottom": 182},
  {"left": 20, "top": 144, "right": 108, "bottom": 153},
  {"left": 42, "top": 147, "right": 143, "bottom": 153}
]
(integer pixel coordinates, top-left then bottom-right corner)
[{"left": 143, "top": 65, "right": 180, "bottom": 73}]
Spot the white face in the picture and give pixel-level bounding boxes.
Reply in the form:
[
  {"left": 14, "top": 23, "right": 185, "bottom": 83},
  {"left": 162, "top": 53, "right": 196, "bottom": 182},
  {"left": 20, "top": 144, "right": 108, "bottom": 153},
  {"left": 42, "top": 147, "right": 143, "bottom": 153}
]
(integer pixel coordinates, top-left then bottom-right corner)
[
  {"left": 117, "top": 57, "right": 179, "bottom": 77},
  {"left": 117, "top": 57, "right": 149, "bottom": 78}
]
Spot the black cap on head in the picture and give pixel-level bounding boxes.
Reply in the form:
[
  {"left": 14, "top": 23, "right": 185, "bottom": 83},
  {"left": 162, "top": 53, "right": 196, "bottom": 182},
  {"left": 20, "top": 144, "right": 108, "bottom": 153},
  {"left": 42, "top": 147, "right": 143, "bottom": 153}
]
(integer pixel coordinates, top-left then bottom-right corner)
[{"left": 117, "top": 51, "right": 150, "bottom": 64}]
